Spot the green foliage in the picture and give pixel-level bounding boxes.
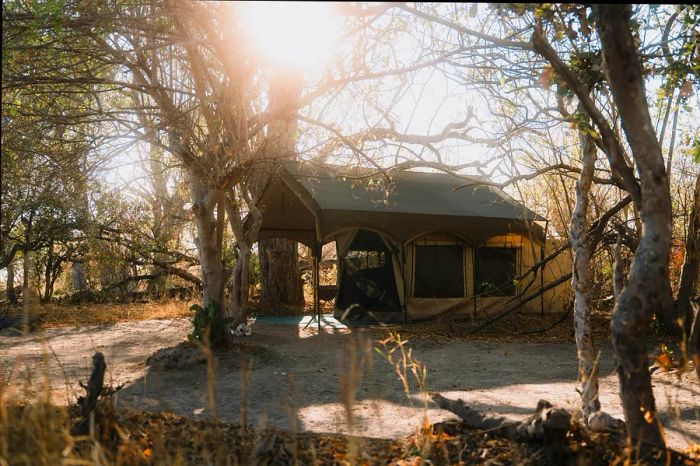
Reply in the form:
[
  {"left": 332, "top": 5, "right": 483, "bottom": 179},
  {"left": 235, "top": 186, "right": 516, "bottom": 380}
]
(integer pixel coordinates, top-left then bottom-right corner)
[
  {"left": 223, "top": 240, "right": 261, "bottom": 286},
  {"left": 188, "top": 302, "right": 232, "bottom": 347},
  {"left": 691, "top": 138, "right": 700, "bottom": 164}
]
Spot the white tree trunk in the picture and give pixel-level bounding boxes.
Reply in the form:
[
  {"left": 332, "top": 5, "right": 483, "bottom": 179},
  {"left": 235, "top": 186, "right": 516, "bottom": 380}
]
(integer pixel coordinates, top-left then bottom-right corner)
[
  {"left": 190, "top": 176, "right": 225, "bottom": 309},
  {"left": 596, "top": 5, "right": 672, "bottom": 448},
  {"left": 570, "top": 119, "right": 601, "bottom": 420},
  {"left": 225, "top": 189, "right": 262, "bottom": 326}
]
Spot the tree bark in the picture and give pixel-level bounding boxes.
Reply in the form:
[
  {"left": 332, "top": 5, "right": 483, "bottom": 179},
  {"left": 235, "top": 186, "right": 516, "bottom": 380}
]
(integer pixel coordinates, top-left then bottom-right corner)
[
  {"left": 73, "top": 352, "right": 106, "bottom": 436},
  {"left": 259, "top": 237, "right": 303, "bottom": 307},
  {"left": 675, "top": 174, "right": 700, "bottom": 335},
  {"left": 226, "top": 189, "right": 260, "bottom": 326},
  {"left": 596, "top": 4, "right": 672, "bottom": 449},
  {"left": 22, "top": 248, "right": 39, "bottom": 332},
  {"left": 257, "top": 72, "right": 304, "bottom": 308},
  {"left": 689, "top": 301, "right": 700, "bottom": 381},
  {"left": 230, "top": 241, "right": 250, "bottom": 325},
  {"left": 613, "top": 230, "right": 626, "bottom": 302},
  {"left": 190, "top": 175, "right": 225, "bottom": 309},
  {"left": 71, "top": 262, "right": 87, "bottom": 292},
  {"left": 570, "top": 115, "right": 601, "bottom": 419},
  {"left": 42, "top": 240, "right": 54, "bottom": 303},
  {"left": 6, "top": 259, "right": 17, "bottom": 304}
]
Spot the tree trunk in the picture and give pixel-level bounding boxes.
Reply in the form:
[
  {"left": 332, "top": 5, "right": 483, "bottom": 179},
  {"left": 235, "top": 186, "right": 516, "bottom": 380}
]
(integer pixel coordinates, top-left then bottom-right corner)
[
  {"left": 596, "top": 4, "right": 672, "bottom": 449},
  {"left": 71, "top": 262, "right": 87, "bottom": 291},
  {"left": 689, "top": 300, "right": 700, "bottom": 381},
  {"left": 259, "top": 237, "right": 303, "bottom": 307},
  {"left": 22, "top": 248, "right": 39, "bottom": 332},
  {"left": 570, "top": 116, "right": 601, "bottom": 419},
  {"left": 675, "top": 174, "right": 700, "bottom": 335},
  {"left": 6, "top": 259, "right": 17, "bottom": 304},
  {"left": 613, "top": 230, "right": 626, "bottom": 301},
  {"left": 257, "top": 72, "right": 304, "bottom": 308},
  {"left": 42, "top": 241, "right": 54, "bottom": 303},
  {"left": 146, "top": 136, "right": 176, "bottom": 298},
  {"left": 190, "top": 175, "right": 225, "bottom": 309},
  {"left": 229, "top": 241, "right": 250, "bottom": 325}
]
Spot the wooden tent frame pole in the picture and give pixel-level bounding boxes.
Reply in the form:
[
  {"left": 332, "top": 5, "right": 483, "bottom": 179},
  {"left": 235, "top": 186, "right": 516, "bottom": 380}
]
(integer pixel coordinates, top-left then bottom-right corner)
[
  {"left": 314, "top": 242, "right": 320, "bottom": 331},
  {"left": 540, "top": 220, "right": 549, "bottom": 316},
  {"left": 312, "top": 215, "right": 322, "bottom": 331}
]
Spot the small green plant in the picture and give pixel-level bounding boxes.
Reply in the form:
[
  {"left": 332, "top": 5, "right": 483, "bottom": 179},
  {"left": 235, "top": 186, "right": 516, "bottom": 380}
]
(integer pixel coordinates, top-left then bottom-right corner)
[{"left": 188, "top": 301, "right": 232, "bottom": 347}]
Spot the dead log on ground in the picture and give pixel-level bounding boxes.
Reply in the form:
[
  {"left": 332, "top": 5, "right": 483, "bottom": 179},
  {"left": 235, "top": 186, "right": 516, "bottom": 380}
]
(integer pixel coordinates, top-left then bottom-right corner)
[{"left": 432, "top": 394, "right": 571, "bottom": 443}]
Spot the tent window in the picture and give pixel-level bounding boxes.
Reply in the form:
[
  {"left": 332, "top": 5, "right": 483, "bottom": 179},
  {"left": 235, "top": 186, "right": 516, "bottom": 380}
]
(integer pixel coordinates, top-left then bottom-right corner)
[
  {"left": 346, "top": 250, "right": 386, "bottom": 270},
  {"left": 414, "top": 245, "right": 464, "bottom": 298},
  {"left": 475, "top": 247, "right": 517, "bottom": 297}
]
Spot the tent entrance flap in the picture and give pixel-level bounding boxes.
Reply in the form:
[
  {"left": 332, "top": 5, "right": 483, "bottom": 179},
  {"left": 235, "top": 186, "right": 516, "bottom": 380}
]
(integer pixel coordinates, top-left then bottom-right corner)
[{"left": 335, "top": 230, "right": 401, "bottom": 316}]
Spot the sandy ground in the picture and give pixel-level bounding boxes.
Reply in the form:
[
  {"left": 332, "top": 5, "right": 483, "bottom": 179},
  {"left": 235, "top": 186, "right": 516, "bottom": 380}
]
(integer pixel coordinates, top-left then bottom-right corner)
[{"left": 1, "top": 318, "right": 698, "bottom": 450}]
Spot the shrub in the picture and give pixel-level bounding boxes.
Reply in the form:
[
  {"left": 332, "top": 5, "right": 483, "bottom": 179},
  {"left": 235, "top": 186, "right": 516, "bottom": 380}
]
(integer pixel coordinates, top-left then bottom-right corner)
[{"left": 187, "top": 301, "right": 232, "bottom": 347}]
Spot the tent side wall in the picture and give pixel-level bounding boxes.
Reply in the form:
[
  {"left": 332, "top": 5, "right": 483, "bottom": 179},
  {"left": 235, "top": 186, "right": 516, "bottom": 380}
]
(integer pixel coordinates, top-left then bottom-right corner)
[
  {"left": 404, "top": 233, "right": 572, "bottom": 321},
  {"left": 472, "top": 235, "right": 572, "bottom": 318},
  {"left": 404, "top": 232, "right": 474, "bottom": 320}
]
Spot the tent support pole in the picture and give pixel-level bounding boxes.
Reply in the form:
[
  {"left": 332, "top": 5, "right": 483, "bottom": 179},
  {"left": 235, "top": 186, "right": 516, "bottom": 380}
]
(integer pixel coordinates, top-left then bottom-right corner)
[
  {"left": 402, "top": 244, "right": 407, "bottom": 324},
  {"left": 313, "top": 216, "right": 322, "bottom": 331},
  {"left": 472, "top": 247, "right": 477, "bottom": 321},
  {"left": 540, "top": 220, "right": 548, "bottom": 316},
  {"left": 314, "top": 242, "right": 320, "bottom": 331}
]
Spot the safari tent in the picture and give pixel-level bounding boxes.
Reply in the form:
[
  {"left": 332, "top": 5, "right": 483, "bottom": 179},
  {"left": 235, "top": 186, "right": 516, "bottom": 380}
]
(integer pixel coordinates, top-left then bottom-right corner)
[{"left": 253, "top": 162, "right": 571, "bottom": 324}]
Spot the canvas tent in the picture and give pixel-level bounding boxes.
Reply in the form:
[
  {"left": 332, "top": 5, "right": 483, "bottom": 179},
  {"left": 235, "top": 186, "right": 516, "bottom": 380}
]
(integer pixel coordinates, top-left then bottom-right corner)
[{"left": 251, "top": 162, "right": 568, "bottom": 325}]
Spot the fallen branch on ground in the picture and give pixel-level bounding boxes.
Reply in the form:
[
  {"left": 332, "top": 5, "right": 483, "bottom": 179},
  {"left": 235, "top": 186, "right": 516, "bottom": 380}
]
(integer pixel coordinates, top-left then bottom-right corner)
[{"left": 432, "top": 394, "right": 571, "bottom": 443}]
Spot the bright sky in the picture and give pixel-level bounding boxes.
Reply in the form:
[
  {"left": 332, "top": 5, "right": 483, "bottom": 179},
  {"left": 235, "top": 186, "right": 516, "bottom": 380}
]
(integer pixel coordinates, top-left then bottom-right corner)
[{"left": 104, "top": 2, "right": 698, "bottom": 205}]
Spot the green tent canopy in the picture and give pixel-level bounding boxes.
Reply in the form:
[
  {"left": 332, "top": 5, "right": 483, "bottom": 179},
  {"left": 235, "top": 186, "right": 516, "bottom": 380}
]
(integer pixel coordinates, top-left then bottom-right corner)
[
  {"left": 254, "top": 161, "right": 545, "bottom": 247},
  {"left": 251, "top": 161, "right": 548, "bottom": 324}
]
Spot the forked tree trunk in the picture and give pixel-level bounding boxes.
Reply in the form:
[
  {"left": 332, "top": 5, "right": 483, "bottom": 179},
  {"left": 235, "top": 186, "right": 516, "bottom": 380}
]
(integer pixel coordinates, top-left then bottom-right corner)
[
  {"left": 596, "top": 5, "right": 672, "bottom": 449},
  {"left": 675, "top": 174, "right": 700, "bottom": 335},
  {"left": 190, "top": 176, "right": 225, "bottom": 309},
  {"left": 226, "top": 190, "right": 261, "bottom": 326},
  {"left": 570, "top": 117, "right": 601, "bottom": 420}
]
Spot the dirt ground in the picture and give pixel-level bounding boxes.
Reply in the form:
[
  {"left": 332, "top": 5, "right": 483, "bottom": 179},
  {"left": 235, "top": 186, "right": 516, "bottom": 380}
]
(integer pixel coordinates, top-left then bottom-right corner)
[{"left": 1, "top": 318, "right": 697, "bottom": 451}]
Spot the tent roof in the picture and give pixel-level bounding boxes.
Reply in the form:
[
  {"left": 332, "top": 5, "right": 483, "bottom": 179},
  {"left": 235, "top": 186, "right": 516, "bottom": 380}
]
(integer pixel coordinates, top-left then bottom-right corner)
[
  {"left": 279, "top": 162, "right": 545, "bottom": 222},
  {"left": 253, "top": 162, "right": 546, "bottom": 246}
]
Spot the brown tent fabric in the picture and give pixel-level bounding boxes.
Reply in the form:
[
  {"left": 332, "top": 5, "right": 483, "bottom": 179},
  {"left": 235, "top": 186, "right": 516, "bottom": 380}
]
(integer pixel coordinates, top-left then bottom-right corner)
[
  {"left": 254, "top": 162, "right": 545, "bottom": 246},
  {"left": 251, "top": 162, "right": 550, "bottom": 322}
]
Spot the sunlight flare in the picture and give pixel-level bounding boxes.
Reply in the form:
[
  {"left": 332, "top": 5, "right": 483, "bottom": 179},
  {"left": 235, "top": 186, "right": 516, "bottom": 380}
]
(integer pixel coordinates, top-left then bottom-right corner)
[{"left": 237, "top": 2, "right": 339, "bottom": 70}]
